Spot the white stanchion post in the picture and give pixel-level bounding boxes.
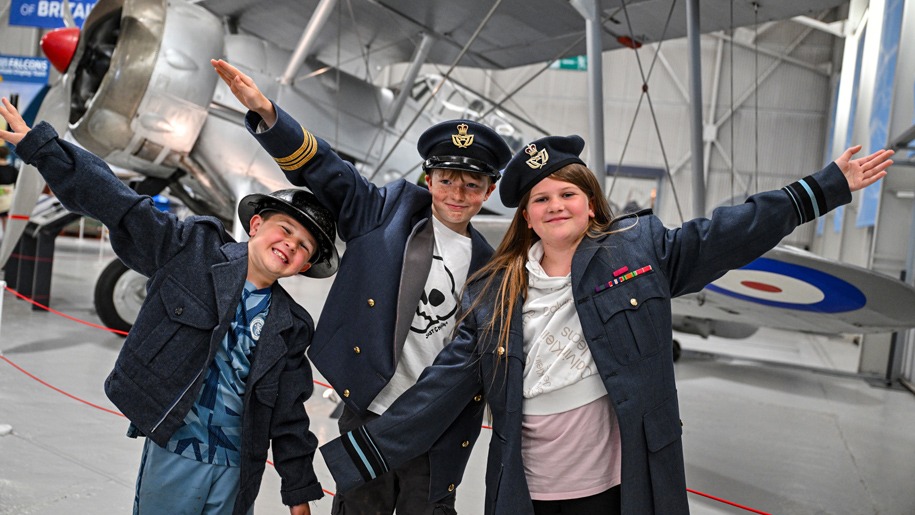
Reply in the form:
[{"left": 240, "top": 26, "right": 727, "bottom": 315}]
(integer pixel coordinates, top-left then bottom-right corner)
[
  {"left": 0, "top": 278, "right": 9, "bottom": 436},
  {"left": 0, "top": 279, "right": 4, "bottom": 343},
  {"left": 0, "top": 280, "right": 13, "bottom": 436}
]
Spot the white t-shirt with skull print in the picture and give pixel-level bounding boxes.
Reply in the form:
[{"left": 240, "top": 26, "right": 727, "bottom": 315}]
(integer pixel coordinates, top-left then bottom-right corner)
[{"left": 369, "top": 216, "right": 473, "bottom": 414}]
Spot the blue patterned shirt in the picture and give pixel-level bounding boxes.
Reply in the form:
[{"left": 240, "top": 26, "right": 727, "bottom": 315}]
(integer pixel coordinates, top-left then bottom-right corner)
[{"left": 166, "top": 281, "right": 271, "bottom": 465}]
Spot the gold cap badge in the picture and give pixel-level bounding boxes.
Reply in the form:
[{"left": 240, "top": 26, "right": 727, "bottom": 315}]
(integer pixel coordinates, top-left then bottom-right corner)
[
  {"left": 525, "top": 143, "right": 549, "bottom": 169},
  {"left": 451, "top": 123, "right": 474, "bottom": 148}
]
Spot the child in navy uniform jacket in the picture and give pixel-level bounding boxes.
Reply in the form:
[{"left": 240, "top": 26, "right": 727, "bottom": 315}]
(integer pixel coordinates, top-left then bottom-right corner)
[
  {"left": 213, "top": 58, "right": 513, "bottom": 514},
  {"left": 0, "top": 97, "right": 338, "bottom": 515},
  {"left": 319, "top": 134, "right": 893, "bottom": 515}
]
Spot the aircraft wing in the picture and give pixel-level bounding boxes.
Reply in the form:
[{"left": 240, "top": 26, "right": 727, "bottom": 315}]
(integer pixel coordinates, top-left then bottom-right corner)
[
  {"left": 672, "top": 245, "right": 915, "bottom": 336},
  {"left": 201, "top": 0, "right": 847, "bottom": 78}
]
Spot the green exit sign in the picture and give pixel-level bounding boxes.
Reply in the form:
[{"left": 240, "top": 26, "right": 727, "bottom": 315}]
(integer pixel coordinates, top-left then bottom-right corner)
[{"left": 550, "top": 55, "right": 587, "bottom": 71}]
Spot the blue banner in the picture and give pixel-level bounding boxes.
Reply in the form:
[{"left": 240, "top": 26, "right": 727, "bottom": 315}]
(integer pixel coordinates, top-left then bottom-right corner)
[
  {"left": 858, "top": 0, "right": 904, "bottom": 228},
  {"left": 8, "top": 0, "right": 96, "bottom": 28},
  {"left": 0, "top": 55, "right": 50, "bottom": 84}
]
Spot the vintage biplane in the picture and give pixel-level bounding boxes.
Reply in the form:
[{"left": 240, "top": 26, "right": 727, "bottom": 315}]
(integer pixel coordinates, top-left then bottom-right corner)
[{"left": 3, "top": 0, "right": 915, "bottom": 355}]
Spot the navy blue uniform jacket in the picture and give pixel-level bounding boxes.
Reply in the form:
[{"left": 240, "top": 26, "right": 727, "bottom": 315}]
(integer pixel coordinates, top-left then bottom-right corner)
[
  {"left": 17, "top": 123, "right": 324, "bottom": 513},
  {"left": 247, "top": 105, "right": 494, "bottom": 500},
  {"left": 320, "top": 163, "right": 852, "bottom": 514}
]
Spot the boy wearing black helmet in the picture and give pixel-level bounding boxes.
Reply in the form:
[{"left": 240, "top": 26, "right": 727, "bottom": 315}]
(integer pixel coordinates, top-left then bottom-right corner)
[
  {"left": 213, "top": 59, "right": 512, "bottom": 514},
  {"left": 0, "top": 97, "right": 335, "bottom": 515}
]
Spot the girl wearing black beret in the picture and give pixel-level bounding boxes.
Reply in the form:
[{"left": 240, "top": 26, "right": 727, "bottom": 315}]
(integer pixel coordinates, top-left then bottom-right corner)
[{"left": 322, "top": 135, "right": 892, "bottom": 515}]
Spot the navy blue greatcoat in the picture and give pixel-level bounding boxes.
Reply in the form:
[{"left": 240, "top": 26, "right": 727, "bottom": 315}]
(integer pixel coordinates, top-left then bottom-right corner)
[
  {"left": 247, "top": 104, "right": 494, "bottom": 500},
  {"left": 16, "top": 122, "right": 324, "bottom": 513},
  {"left": 320, "top": 163, "right": 852, "bottom": 514}
]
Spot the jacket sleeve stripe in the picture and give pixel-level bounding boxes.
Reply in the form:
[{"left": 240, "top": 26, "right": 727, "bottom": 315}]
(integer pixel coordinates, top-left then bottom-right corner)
[
  {"left": 782, "top": 174, "right": 826, "bottom": 224},
  {"left": 339, "top": 427, "right": 389, "bottom": 482},
  {"left": 798, "top": 178, "right": 821, "bottom": 219},
  {"left": 804, "top": 175, "right": 827, "bottom": 218},
  {"left": 358, "top": 426, "right": 389, "bottom": 472},
  {"left": 274, "top": 128, "right": 318, "bottom": 171},
  {"left": 783, "top": 185, "right": 803, "bottom": 223}
]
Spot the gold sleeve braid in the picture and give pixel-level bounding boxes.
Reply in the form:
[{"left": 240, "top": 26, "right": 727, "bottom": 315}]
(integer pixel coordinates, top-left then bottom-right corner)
[{"left": 274, "top": 127, "right": 318, "bottom": 171}]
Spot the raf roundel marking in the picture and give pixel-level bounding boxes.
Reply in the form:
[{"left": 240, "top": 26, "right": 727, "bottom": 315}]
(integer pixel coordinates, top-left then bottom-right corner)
[{"left": 704, "top": 257, "right": 866, "bottom": 313}]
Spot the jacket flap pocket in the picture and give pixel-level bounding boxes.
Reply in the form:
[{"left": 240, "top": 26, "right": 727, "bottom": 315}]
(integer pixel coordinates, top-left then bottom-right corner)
[
  {"left": 255, "top": 382, "right": 279, "bottom": 407},
  {"left": 593, "top": 275, "right": 664, "bottom": 323},
  {"left": 643, "top": 396, "right": 682, "bottom": 452},
  {"left": 159, "top": 277, "right": 217, "bottom": 330}
]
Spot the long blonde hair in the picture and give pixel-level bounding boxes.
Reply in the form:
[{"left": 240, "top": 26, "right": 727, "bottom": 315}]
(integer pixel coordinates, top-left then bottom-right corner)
[{"left": 462, "top": 163, "right": 615, "bottom": 359}]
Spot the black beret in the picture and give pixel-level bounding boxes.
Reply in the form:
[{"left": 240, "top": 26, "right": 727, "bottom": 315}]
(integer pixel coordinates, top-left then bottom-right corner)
[
  {"left": 499, "top": 135, "right": 586, "bottom": 207},
  {"left": 417, "top": 119, "right": 512, "bottom": 181}
]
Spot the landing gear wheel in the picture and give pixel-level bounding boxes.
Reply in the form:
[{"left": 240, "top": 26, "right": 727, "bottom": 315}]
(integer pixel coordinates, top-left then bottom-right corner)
[
  {"left": 672, "top": 340, "right": 682, "bottom": 362},
  {"left": 94, "top": 258, "right": 146, "bottom": 335}
]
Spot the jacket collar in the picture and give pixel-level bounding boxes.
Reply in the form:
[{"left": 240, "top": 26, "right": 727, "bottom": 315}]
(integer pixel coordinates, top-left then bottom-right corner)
[
  {"left": 213, "top": 242, "right": 249, "bottom": 324},
  {"left": 249, "top": 286, "right": 294, "bottom": 385},
  {"left": 571, "top": 236, "right": 602, "bottom": 287},
  {"left": 467, "top": 222, "right": 492, "bottom": 273},
  {"left": 212, "top": 242, "right": 295, "bottom": 385},
  {"left": 571, "top": 235, "right": 620, "bottom": 297}
]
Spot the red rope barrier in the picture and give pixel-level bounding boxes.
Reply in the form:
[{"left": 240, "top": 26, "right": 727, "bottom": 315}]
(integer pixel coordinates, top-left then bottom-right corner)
[
  {"left": 687, "top": 488, "right": 771, "bottom": 514},
  {"left": 4, "top": 285, "right": 129, "bottom": 336},
  {"left": 0, "top": 286, "right": 771, "bottom": 513},
  {"left": 0, "top": 354, "right": 125, "bottom": 417}
]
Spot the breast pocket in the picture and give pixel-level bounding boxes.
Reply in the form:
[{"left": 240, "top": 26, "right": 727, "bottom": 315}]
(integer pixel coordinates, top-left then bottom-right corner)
[
  {"left": 592, "top": 277, "right": 667, "bottom": 364},
  {"left": 132, "top": 276, "right": 217, "bottom": 378}
]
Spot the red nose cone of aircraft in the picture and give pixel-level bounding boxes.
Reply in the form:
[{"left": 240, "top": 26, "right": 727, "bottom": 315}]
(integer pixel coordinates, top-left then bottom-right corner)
[{"left": 41, "top": 27, "right": 81, "bottom": 73}]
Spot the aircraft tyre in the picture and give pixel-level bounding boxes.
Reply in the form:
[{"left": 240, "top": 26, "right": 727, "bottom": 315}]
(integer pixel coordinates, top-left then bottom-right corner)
[
  {"left": 94, "top": 258, "right": 145, "bottom": 335},
  {"left": 672, "top": 340, "right": 682, "bottom": 362}
]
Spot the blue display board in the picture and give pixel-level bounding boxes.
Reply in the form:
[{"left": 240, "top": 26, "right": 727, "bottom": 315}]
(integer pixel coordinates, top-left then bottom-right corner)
[{"left": 8, "top": 0, "right": 96, "bottom": 28}]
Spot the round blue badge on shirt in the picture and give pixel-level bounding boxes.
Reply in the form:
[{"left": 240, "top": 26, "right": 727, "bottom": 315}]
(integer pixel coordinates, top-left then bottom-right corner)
[{"left": 250, "top": 315, "right": 265, "bottom": 340}]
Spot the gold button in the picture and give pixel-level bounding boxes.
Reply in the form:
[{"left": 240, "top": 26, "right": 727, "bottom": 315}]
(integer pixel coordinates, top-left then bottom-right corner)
[
  {"left": 497, "top": 346, "right": 505, "bottom": 356},
  {"left": 353, "top": 346, "right": 361, "bottom": 354},
  {"left": 448, "top": 483, "right": 455, "bottom": 492},
  {"left": 630, "top": 298, "right": 638, "bottom": 306},
  {"left": 367, "top": 299, "right": 375, "bottom": 307},
  {"left": 473, "top": 394, "right": 482, "bottom": 402},
  {"left": 461, "top": 440, "right": 470, "bottom": 448},
  {"left": 343, "top": 389, "right": 350, "bottom": 398}
]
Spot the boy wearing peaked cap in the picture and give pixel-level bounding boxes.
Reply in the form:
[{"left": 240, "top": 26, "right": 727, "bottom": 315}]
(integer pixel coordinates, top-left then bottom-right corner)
[
  {"left": 0, "top": 97, "right": 338, "bottom": 515},
  {"left": 213, "top": 59, "right": 512, "bottom": 514}
]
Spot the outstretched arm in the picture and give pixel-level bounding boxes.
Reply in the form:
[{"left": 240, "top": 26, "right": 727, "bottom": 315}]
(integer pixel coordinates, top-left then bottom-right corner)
[
  {"left": 0, "top": 97, "right": 29, "bottom": 145},
  {"left": 835, "top": 145, "right": 894, "bottom": 192},
  {"left": 211, "top": 58, "right": 277, "bottom": 127}
]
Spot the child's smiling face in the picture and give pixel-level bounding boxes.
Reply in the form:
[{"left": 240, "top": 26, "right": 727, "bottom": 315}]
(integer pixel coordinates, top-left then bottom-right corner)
[{"left": 245, "top": 212, "right": 317, "bottom": 287}]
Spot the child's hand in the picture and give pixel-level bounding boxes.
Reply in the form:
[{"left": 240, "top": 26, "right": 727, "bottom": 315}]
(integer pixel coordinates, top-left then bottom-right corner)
[
  {"left": 211, "top": 58, "right": 277, "bottom": 127},
  {"left": 835, "top": 145, "right": 894, "bottom": 192},
  {"left": 0, "top": 97, "right": 31, "bottom": 146}
]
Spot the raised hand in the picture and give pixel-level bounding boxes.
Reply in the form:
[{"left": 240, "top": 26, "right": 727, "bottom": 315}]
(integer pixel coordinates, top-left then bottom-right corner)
[
  {"left": 210, "top": 59, "right": 277, "bottom": 127},
  {"left": 0, "top": 97, "right": 31, "bottom": 146},
  {"left": 835, "top": 145, "right": 894, "bottom": 192}
]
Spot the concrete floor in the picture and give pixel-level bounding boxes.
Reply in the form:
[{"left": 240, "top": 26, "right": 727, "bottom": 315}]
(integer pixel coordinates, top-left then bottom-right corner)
[{"left": 2, "top": 236, "right": 915, "bottom": 514}]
